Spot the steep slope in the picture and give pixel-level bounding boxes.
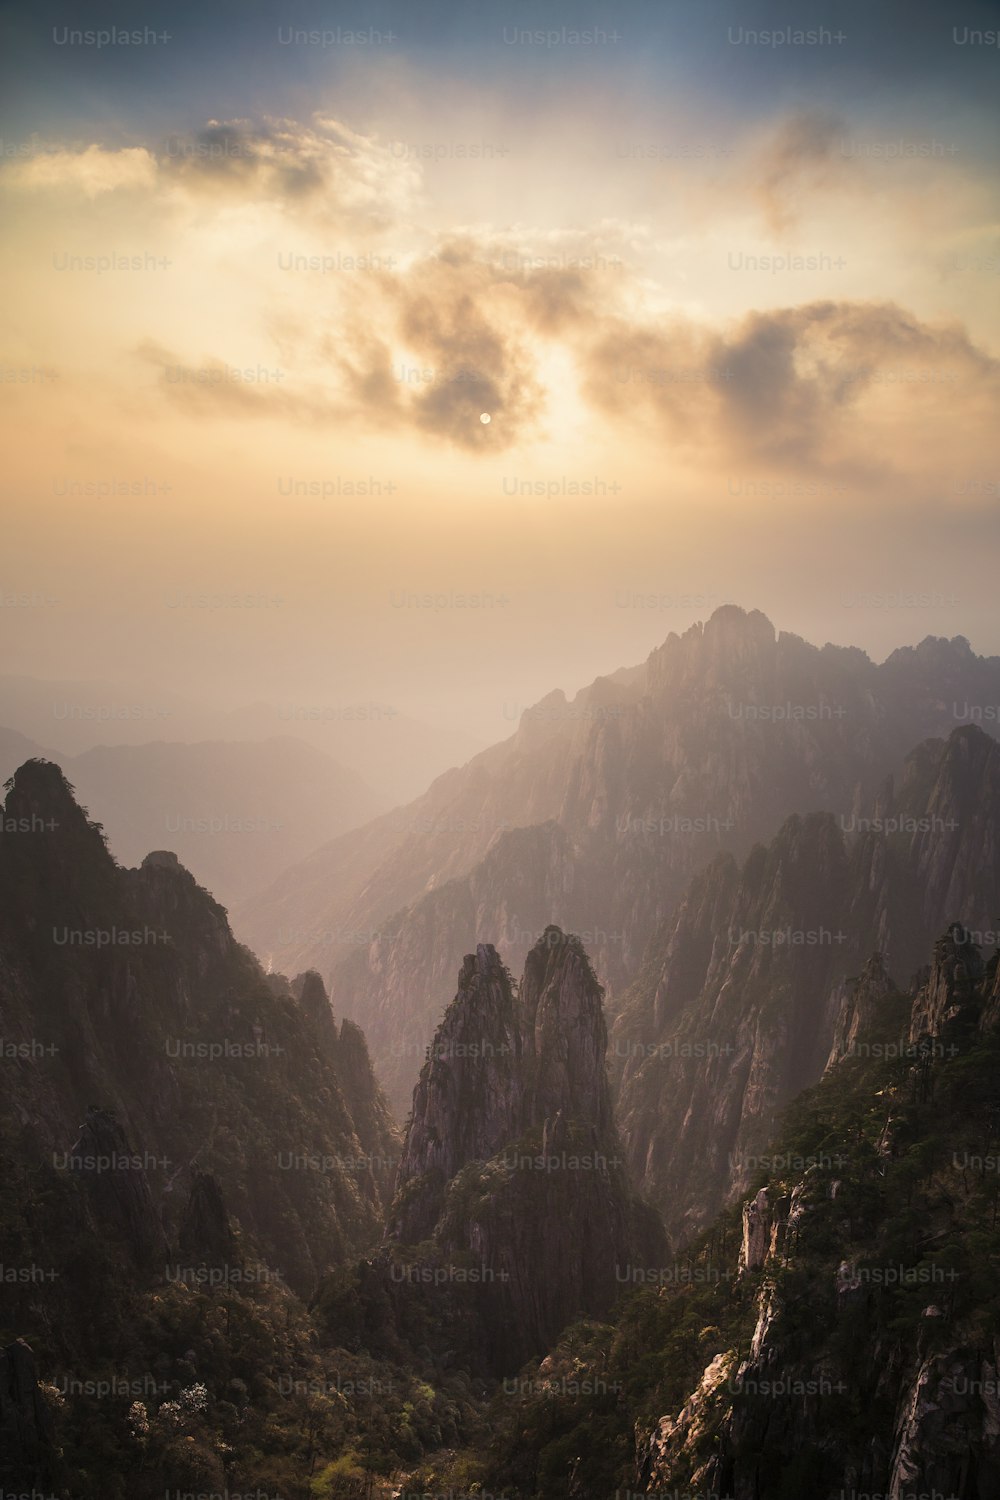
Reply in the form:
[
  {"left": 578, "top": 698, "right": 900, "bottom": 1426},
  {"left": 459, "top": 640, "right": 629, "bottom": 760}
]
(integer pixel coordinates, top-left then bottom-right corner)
[
  {"left": 474, "top": 925, "right": 1000, "bottom": 1500},
  {"left": 638, "top": 928, "right": 1000, "bottom": 1500},
  {"left": 613, "top": 724, "right": 1000, "bottom": 1239},
  {"left": 0, "top": 758, "right": 399, "bottom": 1296},
  {"left": 237, "top": 608, "right": 1000, "bottom": 1115},
  {"left": 378, "top": 930, "right": 665, "bottom": 1373}
]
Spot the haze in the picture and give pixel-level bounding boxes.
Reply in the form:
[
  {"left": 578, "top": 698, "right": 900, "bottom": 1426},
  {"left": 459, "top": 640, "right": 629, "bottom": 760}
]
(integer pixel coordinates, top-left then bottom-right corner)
[{"left": 2, "top": 0, "right": 999, "bottom": 744}]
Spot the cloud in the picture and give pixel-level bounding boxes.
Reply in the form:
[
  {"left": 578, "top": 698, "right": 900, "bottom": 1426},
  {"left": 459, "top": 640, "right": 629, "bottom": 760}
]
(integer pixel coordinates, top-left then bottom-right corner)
[
  {"left": 159, "top": 116, "right": 422, "bottom": 226},
  {"left": 134, "top": 338, "right": 348, "bottom": 424},
  {"left": 29, "top": 113, "right": 984, "bottom": 475},
  {"left": 0, "top": 145, "right": 156, "bottom": 197},
  {"left": 312, "top": 225, "right": 647, "bottom": 449},
  {"left": 133, "top": 199, "right": 1000, "bottom": 475},
  {"left": 0, "top": 115, "right": 422, "bottom": 230},
  {"left": 578, "top": 300, "right": 1000, "bottom": 472},
  {"left": 315, "top": 248, "right": 547, "bottom": 449}
]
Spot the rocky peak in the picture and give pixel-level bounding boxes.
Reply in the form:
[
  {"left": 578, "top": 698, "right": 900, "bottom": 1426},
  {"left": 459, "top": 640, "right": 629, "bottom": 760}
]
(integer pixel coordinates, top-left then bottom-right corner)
[
  {"left": 384, "top": 930, "right": 663, "bottom": 1370},
  {"left": 520, "top": 925, "right": 613, "bottom": 1135},
  {"left": 141, "top": 849, "right": 181, "bottom": 872},
  {"left": 908, "top": 924, "right": 989, "bottom": 1044},
  {"left": 3, "top": 758, "right": 99, "bottom": 840},
  {"left": 0, "top": 761, "right": 397, "bottom": 1297},
  {"left": 514, "top": 688, "right": 571, "bottom": 750},
  {"left": 826, "top": 952, "right": 897, "bottom": 1068},
  {"left": 66, "top": 1107, "right": 169, "bottom": 1267},
  {"left": 0, "top": 759, "right": 119, "bottom": 925},
  {"left": 647, "top": 605, "right": 779, "bottom": 696},
  {"left": 293, "top": 968, "right": 338, "bottom": 1044},
  {"left": 178, "top": 1169, "right": 237, "bottom": 1266},
  {"left": 389, "top": 943, "right": 522, "bottom": 1241}
]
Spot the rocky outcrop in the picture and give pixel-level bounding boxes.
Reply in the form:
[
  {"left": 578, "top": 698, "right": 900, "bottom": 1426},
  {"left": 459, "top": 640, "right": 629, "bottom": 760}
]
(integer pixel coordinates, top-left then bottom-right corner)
[
  {"left": 292, "top": 967, "right": 336, "bottom": 1037},
  {"left": 826, "top": 952, "right": 898, "bottom": 1067},
  {"left": 0, "top": 759, "right": 398, "bottom": 1296},
  {"left": 389, "top": 943, "right": 523, "bottom": 1242},
  {"left": 383, "top": 929, "right": 664, "bottom": 1371},
  {"left": 178, "top": 1169, "right": 237, "bottom": 1266},
  {"left": 738, "top": 1188, "right": 771, "bottom": 1274},
  {"left": 639, "top": 1350, "right": 736, "bottom": 1494},
  {"left": 520, "top": 927, "right": 613, "bottom": 1134},
  {"left": 66, "top": 1107, "right": 169, "bottom": 1267},
  {"left": 909, "top": 925, "right": 988, "bottom": 1044},
  {"left": 889, "top": 1342, "right": 1000, "bottom": 1499},
  {"left": 637, "top": 926, "right": 1000, "bottom": 1500}
]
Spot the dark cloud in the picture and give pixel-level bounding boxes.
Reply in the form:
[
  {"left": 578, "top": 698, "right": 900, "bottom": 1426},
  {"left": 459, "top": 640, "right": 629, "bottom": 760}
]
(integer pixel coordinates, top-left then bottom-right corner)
[
  {"left": 157, "top": 115, "right": 417, "bottom": 227},
  {"left": 579, "top": 300, "right": 1000, "bottom": 470},
  {"left": 327, "top": 250, "right": 547, "bottom": 450},
  {"left": 162, "top": 121, "right": 326, "bottom": 199}
]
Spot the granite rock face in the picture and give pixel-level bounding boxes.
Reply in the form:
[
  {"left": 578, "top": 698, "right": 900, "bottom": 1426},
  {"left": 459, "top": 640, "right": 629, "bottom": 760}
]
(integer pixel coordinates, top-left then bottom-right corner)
[
  {"left": 613, "top": 726, "right": 1000, "bottom": 1240},
  {"left": 384, "top": 928, "right": 664, "bottom": 1371},
  {"left": 826, "top": 952, "right": 897, "bottom": 1067},
  {"left": 888, "top": 1342, "right": 1000, "bottom": 1500},
  {"left": 389, "top": 943, "right": 524, "bottom": 1243},
  {"left": 908, "top": 925, "right": 988, "bottom": 1045},
  {"left": 639, "top": 928, "right": 1000, "bottom": 1500},
  {"left": 520, "top": 928, "right": 614, "bottom": 1135},
  {"left": 738, "top": 1188, "right": 771, "bottom": 1275}
]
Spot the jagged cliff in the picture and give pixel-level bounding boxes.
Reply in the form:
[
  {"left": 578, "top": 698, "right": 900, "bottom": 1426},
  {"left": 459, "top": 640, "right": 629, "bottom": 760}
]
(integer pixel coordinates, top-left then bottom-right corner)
[
  {"left": 613, "top": 724, "right": 1000, "bottom": 1239},
  {"left": 380, "top": 930, "right": 664, "bottom": 1372},
  {"left": 389, "top": 943, "right": 524, "bottom": 1242},
  {"left": 0, "top": 759, "right": 399, "bottom": 1295},
  {"left": 637, "top": 927, "right": 1000, "bottom": 1500},
  {"left": 475, "top": 924, "right": 1000, "bottom": 1498},
  {"left": 237, "top": 608, "right": 1000, "bottom": 1115}
]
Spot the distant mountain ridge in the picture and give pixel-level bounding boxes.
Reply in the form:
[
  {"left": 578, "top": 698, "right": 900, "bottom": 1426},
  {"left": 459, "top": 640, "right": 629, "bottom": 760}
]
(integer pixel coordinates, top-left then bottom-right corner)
[
  {"left": 0, "top": 671, "right": 482, "bottom": 806},
  {"left": 237, "top": 606, "right": 1000, "bottom": 1115},
  {"left": 0, "top": 731, "right": 384, "bottom": 911}
]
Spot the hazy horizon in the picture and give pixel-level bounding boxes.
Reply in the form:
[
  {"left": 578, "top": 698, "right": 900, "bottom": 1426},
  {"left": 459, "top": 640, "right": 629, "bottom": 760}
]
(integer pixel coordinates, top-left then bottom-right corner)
[{"left": 4, "top": 599, "right": 999, "bottom": 757}]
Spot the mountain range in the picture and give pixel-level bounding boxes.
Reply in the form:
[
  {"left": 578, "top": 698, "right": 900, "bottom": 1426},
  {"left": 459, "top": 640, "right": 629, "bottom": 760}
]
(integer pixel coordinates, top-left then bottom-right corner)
[
  {"left": 236, "top": 606, "right": 1000, "bottom": 1116},
  {"left": 0, "top": 726, "right": 384, "bottom": 911},
  {"left": 0, "top": 671, "right": 482, "bottom": 807},
  {"left": 5, "top": 605, "right": 1000, "bottom": 1498}
]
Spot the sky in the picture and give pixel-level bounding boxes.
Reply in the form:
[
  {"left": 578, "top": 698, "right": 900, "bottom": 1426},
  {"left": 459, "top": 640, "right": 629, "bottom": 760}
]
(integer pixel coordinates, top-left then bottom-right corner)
[{"left": 1, "top": 0, "right": 999, "bottom": 744}]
